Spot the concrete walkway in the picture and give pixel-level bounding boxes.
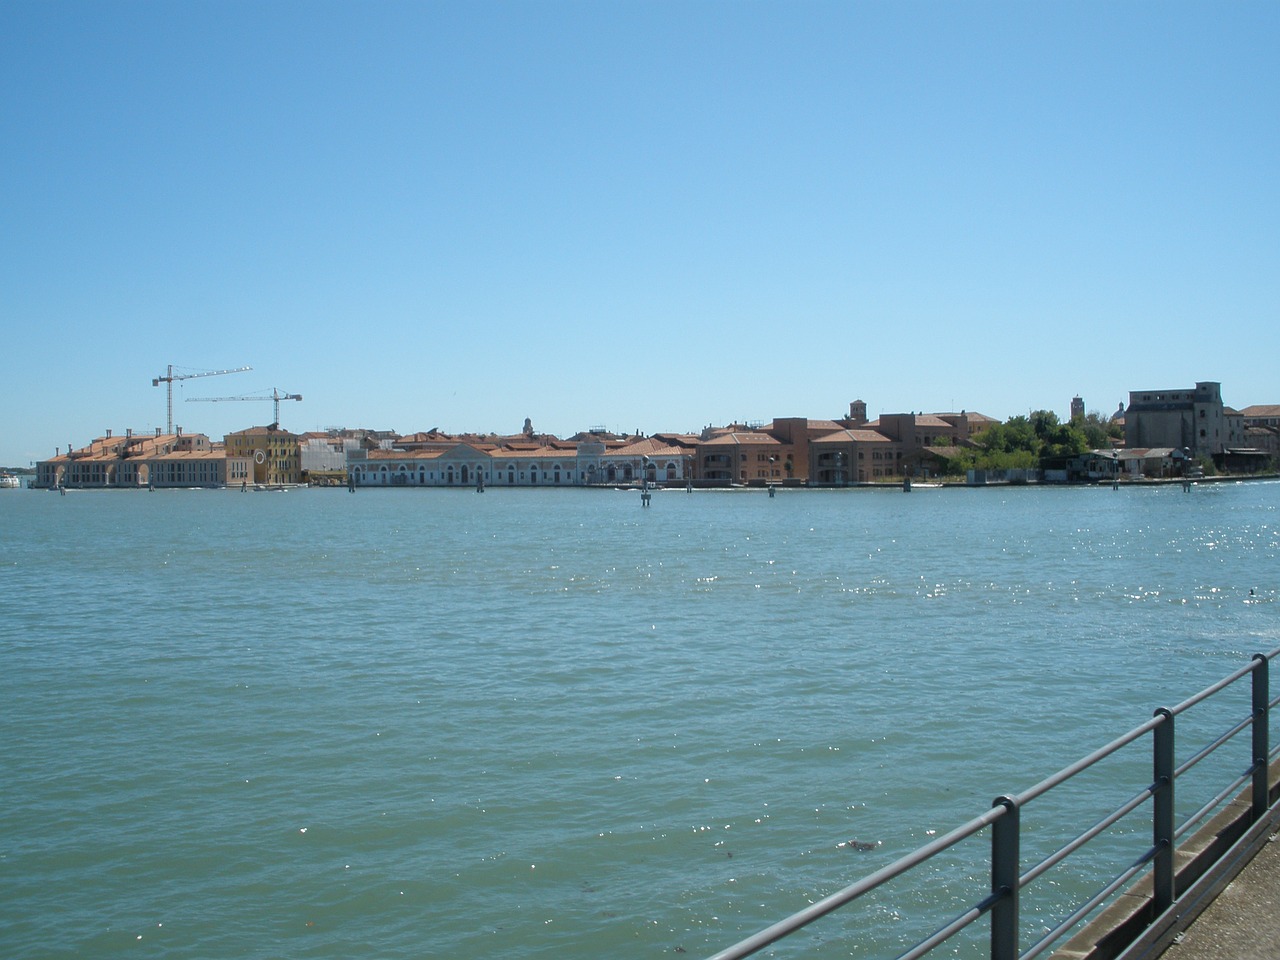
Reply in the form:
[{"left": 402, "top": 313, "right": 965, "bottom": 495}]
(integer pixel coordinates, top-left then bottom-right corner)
[{"left": 1157, "top": 831, "right": 1280, "bottom": 960}]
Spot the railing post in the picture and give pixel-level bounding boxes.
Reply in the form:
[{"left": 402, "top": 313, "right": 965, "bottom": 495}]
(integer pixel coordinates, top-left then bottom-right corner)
[
  {"left": 991, "top": 796, "right": 1020, "bottom": 960},
  {"left": 1152, "top": 708, "right": 1175, "bottom": 914},
  {"left": 1252, "top": 654, "right": 1270, "bottom": 823}
]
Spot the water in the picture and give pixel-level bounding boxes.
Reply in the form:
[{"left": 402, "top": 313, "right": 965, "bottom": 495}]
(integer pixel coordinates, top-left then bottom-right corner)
[{"left": 1, "top": 483, "right": 1277, "bottom": 960}]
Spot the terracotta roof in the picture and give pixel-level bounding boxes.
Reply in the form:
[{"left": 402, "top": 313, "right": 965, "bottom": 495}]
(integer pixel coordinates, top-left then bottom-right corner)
[
  {"left": 366, "top": 448, "right": 444, "bottom": 462},
  {"left": 1240, "top": 405, "right": 1280, "bottom": 418},
  {"left": 700, "top": 432, "right": 781, "bottom": 446},
  {"left": 227, "top": 425, "right": 299, "bottom": 438},
  {"left": 56, "top": 432, "right": 220, "bottom": 462},
  {"left": 763, "top": 418, "right": 844, "bottom": 433},
  {"left": 154, "top": 449, "right": 224, "bottom": 461},
  {"left": 813, "top": 428, "right": 893, "bottom": 444},
  {"left": 494, "top": 445, "right": 572, "bottom": 461},
  {"left": 933, "top": 411, "right": 998, "bottom": 423},
  {"left": 651, "top": 433, "right": 701, "bottom": 446},
  {"left": 603, "top": 438, "right": 693, "bottom": 459}
]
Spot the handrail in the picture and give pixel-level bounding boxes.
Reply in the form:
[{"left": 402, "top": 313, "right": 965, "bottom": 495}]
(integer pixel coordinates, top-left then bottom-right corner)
[
  {"left": 703, "top": 806, "right": 1009, "bottom": 960},
  {"left": 701, "top": 646, "right": 1280, "bottom": 960}
]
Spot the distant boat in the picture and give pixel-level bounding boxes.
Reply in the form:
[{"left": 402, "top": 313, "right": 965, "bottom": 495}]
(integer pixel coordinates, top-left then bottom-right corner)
[{"left": 0, "top": 474, "right": 20, "bottom": 489}]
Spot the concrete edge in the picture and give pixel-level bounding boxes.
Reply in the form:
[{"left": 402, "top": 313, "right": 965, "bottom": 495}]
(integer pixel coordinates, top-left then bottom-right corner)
[{"left": 1049, "top": 758, "right": 1280, "bottom": 960}]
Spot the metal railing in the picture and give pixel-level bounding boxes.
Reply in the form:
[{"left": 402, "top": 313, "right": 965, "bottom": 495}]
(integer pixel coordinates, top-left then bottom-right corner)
[{"left": 704, "top": 647, "right": 1280, "bottom": 960}]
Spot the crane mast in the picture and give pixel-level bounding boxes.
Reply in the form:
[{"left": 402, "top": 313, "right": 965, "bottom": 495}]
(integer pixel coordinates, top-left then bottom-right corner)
[{"left": 152, "top": 364, "right": 252, "bottom": 434}]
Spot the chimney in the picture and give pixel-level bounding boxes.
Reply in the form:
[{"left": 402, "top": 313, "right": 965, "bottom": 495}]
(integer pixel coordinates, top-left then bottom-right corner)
[
  {"left": 106, "top": 429, "right": 112, "bottom": 438},
  {"left": 155, "top": 427, "right": 161, "bottom": 436},
  {"left": 127, "top": 428, "right": 132, "bottom": 438},
  {"left": 176, "top": 426, "right": 182, "bottom": 437}
]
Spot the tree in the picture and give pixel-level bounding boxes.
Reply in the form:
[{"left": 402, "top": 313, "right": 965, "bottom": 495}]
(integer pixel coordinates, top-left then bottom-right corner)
[
  {"left": 1072, "top": 410, "right": 1123, "bottom": 449},
  {"left": 935, "top": 410, "right": 1093, "bottom": 476}
]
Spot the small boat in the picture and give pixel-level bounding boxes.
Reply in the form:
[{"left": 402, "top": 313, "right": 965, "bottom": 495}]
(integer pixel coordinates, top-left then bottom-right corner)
[{"left": 0, "top": 474, "right": 21, "bottom": 489}]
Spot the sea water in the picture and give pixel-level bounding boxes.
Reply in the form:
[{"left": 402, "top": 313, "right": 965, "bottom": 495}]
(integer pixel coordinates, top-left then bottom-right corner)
[{"left": 1, "top": 482, "right": 1277, "bottom": 959}]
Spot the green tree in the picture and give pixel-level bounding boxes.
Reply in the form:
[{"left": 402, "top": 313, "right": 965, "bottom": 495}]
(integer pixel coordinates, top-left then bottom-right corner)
[
  {"left": 1072, "top": 410, "right": 1122, "bottom": 449},
  {"left": 943, "top": 410, "right": 1093, "bottom": 474}
]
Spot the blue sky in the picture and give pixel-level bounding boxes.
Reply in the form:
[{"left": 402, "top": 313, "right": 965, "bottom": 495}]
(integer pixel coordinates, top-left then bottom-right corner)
[{"left": 3, "top": 0, "right": 1276, "bottom": 466}]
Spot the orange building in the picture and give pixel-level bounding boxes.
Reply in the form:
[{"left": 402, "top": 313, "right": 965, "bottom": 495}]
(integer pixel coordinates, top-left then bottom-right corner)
[{"left": 35, "top": 428, "right": 224, "bottom": 489}]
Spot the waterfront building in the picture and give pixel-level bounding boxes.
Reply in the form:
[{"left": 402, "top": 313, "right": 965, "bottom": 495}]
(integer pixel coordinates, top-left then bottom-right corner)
[
  {"left": 599, "top": 436, "right": 695, "bottom": 484},
  {"left": 350, "top": 442, "right": 483, "bottom": 487},
  {"left": 1240, "top": 404, "right": 1280, "bottom": 429},
  {"left": 1124, "top": 382, "right": 1229, "bottom": 459},
  {"left": 809, "top": 427, "right": 900, "bottom": 484},
  {"left": 686, "top": 404, "right": 993, "bottom": 486},
  {"left": 695, "top": 428, "right": 785, "bottom": 484},
  {"left": 298, "top": 431, "right": 366, "bottom": 476},
  {"left": 34, "top": 428, "right": 225, "bottom": 489},
  {"left": 806, "top": 407, "right": 992, "bottom": 484},
  {"left": 489, "top": 442, "right": 580, "bottom": 486},
  {"left": 1238, "top": 407, "right": 1280, "bottom": 465},
  {"left": 223, "top": 425, "right": 302, "bottom": 486},
  {"left": 1118, "top": 447, "right": 1186, "bottom": 478}
]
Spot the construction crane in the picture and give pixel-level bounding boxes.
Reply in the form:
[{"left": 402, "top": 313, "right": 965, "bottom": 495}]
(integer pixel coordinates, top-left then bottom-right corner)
[
  {"left": 186, "top": 388, "right": 303, "bottom": 428},
  {"left": 152, "top": 364, "right": 252, "bottom": 434}
]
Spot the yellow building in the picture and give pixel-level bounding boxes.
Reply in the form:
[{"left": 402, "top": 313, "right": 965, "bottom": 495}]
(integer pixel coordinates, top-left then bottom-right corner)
[{"left": 224, "top": 426, "right": 301, "bottom": 485}]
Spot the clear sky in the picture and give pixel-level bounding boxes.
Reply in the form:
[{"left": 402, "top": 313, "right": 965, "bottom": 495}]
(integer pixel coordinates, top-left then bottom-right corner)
[{"left": 2, "top": 0, "right": 1276, "bottom": 466}]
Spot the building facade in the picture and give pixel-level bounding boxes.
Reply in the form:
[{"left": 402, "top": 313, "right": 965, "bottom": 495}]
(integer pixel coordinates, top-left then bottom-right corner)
[
  {"left": 35, "top": 429, "right": 227, "bottom": 489},
  {"left": 1124, "top": 382, "right": 1229, "bottom": 459},
  {"left": 224, "top": 426, "right": 302, "bottom": 485}
]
